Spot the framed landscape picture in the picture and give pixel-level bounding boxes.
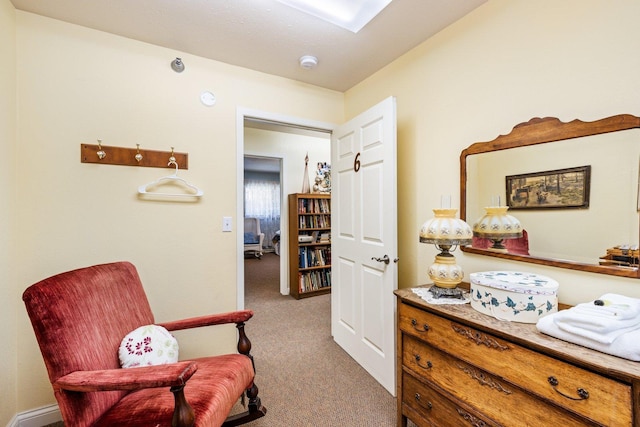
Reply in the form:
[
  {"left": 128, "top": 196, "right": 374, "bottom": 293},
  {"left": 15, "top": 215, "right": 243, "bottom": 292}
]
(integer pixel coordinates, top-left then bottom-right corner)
[{"left": 506, "top": 165, "right": 591, "bottom": 210}]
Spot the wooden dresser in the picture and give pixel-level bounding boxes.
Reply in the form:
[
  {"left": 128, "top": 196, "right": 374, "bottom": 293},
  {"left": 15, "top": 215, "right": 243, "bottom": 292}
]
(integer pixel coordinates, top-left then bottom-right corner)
[{"left": 395, "top": 287, "right": 640, "bottom": 427}]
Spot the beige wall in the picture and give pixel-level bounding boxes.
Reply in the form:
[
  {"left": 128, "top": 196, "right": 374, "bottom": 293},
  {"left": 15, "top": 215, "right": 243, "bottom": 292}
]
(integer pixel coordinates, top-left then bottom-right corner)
[
  {"left": 345, "top": 0, "right": 640, "bottom": 303},
  {"left": 7, "top": 0, "right": 640, "bottom": 422},
  {"left": 1, "top": 0, "right": 16, "bottom": 424},
  {"left": 12, "top": 10, "right": 343, "bottom": 417}
]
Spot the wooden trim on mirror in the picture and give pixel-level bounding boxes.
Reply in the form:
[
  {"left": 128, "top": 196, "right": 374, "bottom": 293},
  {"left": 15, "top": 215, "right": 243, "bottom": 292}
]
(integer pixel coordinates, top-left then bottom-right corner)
[{"left": 460, "top": 114, "right": 640, "bottom": 278}]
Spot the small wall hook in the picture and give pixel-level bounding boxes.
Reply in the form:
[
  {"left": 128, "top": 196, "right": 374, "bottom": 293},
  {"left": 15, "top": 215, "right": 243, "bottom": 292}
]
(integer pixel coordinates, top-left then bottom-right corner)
[
  {"left": 171, "top": 57, "right": 185, "bottom": 73},
  {"left": 169, "top": 147, "right": 176, "bottom": 163},
  {"left": 135, "top": 144, "right": 143, "bottom": 162},
  {"left": 96, "top": 139, "right": 106, "bottom": 160}
]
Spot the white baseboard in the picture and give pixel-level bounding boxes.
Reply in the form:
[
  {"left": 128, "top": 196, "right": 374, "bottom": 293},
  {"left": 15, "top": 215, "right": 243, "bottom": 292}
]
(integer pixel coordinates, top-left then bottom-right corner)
[{"left": 6, "top": 404, "right": 61, "bottom": 427}]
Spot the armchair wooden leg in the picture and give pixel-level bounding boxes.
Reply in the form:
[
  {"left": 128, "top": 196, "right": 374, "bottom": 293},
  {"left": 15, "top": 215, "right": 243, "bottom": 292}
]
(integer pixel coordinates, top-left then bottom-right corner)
[
  {"left": 170, "top": 385, "right": 195, "bottom": 427},
  {"left": 223, "top": 322, "right": 267, "bottom": 426},
  {"left": 222, "top": 382, "right": 267, "bottom": 426},
  {"left": 246, "top": 382, "right": 267, "bottom": 420}
]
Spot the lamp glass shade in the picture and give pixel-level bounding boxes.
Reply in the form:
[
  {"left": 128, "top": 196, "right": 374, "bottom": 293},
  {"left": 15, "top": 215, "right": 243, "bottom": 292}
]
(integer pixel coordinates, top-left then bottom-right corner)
[
  {"left": 472, "top": 206, "right": 523, "bottom": 239},
  {"left": 419, "top": 209, "right": 472, "bottom": 289},
  {"left": 419, "top": 209, "right": 473, "bottom": 245}
]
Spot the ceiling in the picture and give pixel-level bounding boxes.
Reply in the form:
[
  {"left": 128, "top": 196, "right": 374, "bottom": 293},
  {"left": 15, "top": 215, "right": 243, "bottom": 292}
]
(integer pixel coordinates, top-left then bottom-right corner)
[{"left": 10, "top": 0, "right": 486, "bottom": 92}]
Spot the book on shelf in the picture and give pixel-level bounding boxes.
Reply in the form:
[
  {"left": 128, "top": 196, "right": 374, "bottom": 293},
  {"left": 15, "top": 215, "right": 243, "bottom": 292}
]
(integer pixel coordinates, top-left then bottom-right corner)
[
  {"left": 298, "top": 246, "right": 331, "bottom": 268},
  {"left": 298, "top": 269, "right": 331, "bottom": 293},
  {"left": 297, "top": 197, "right": 330, "bottom": 214}
]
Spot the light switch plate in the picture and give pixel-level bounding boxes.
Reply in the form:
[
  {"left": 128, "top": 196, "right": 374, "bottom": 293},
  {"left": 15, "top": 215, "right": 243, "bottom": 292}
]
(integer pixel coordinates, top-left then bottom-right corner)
[{"left": 222, "top": 216, "right": 232, "bottom": 232}]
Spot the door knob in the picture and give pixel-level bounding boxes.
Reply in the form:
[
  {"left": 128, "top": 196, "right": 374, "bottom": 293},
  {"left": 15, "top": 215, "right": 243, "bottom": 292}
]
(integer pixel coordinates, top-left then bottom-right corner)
[{"left": 371, "top": 255, "right": 390, "bottom": 265}]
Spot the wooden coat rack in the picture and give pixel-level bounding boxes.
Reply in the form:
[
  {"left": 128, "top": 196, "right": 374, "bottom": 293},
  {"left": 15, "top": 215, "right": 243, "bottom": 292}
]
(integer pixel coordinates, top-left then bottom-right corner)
[{"left": 80, "top": 143, "right": 188, "bottom": 169}]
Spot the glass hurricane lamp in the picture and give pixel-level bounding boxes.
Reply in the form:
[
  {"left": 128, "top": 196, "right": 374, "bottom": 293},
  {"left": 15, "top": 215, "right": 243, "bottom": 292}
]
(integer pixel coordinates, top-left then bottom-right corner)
[{"left": 419, "top": 209, "right": 473, "bottom": 298}]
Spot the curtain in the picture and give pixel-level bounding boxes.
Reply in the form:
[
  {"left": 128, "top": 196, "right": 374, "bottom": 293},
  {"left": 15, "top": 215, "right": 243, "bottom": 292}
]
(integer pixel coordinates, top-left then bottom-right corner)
[{"left": 244, "top": 179, "right": 280, "bottom": 248}]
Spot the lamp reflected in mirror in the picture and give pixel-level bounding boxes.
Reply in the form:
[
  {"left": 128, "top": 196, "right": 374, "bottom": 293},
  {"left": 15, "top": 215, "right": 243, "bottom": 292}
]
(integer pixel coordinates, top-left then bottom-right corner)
[
  {"left": 420, "top": 208, "right": 473, "bottom": 299},
  {"left": 472, "top": 206, "right": 523, "bottom": 252}
]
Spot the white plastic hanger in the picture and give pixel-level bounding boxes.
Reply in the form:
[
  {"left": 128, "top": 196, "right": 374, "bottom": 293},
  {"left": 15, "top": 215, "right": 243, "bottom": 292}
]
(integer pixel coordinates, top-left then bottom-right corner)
[{"left": 138, "top": 160, "right": 203, "bottom": 198}]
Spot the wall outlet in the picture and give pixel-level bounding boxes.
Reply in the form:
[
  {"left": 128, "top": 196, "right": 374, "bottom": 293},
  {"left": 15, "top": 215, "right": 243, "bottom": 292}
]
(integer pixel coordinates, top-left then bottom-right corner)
[{"left": 222, "top": 216, "right": 232, "bottom": 232}]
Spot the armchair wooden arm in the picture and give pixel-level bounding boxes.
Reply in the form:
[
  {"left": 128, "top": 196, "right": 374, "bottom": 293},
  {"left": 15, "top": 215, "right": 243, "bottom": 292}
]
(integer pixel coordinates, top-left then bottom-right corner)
[
  {"left": 158, "top": 310, "right": 253, "bottom": 331},
  {"left": 54, "top": 361, "right": 198, "bottom": 392}
]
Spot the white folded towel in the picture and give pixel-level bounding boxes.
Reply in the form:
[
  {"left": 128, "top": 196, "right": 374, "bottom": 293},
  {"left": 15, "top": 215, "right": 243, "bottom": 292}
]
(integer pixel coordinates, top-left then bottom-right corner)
[
  {"left": 537, "top": 313, "right": 640, "bottom": 361},
  {"left": 555, "top": 316, "right": 640, "bottom": 344},
  {"left": 552, "top": 293, "right": 640, "bottom": 344},
  {"left": 571, "top": 293, "right": 640, "bottom": 320}
]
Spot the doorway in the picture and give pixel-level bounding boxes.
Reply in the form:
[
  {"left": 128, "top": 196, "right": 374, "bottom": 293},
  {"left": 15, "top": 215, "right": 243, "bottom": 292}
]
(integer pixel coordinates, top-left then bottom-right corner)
[
  {"left": 236, "top": 108, "right": 334, "bottom": 308},
  {"left": 237, "top": 98, "right": 398, "bottom": 396},
  {"left": 243, "top": 155, "right": 282, "bottom": 257},
  {"left": 243, "top": 155, "right": 283, "bottom": 305}
]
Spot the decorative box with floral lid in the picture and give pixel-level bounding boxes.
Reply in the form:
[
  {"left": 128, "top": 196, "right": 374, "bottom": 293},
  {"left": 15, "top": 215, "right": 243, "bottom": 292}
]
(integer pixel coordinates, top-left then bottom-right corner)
[{"left": 469, "top": 271, "right": 559, "bottom": 323}]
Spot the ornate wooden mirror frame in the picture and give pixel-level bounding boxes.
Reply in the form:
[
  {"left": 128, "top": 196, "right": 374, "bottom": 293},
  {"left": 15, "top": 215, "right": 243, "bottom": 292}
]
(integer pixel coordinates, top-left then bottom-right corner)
[{"left": 460, "top": 114, "right": 640, "bottom": 278}]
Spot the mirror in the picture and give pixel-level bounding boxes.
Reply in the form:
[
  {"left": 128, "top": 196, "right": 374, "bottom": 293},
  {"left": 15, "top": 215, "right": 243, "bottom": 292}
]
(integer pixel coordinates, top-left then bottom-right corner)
[{"left": 460, "top": 114, "right": 640, "bottom": 278}]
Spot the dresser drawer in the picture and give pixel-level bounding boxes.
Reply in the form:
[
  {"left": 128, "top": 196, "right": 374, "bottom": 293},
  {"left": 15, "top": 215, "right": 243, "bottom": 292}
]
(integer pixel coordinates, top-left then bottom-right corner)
[
  {"left": 402, "top": 372, "right": 499, "bottom": 427},
  {"left": 399, "top": 303, "right": 632, "bottom": 426},
  {"left": 403, "top": 335, "right": 599, "bottom": 427}
]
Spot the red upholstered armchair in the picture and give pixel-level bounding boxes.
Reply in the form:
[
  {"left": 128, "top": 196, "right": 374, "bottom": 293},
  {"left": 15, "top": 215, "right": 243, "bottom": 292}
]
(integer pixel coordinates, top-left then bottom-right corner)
[{"left": 22, "top": 261, "right": 266, "bottom": 427}]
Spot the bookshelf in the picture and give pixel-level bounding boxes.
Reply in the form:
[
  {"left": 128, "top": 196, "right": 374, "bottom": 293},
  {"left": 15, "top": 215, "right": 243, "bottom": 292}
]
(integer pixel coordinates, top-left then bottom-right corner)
[{"left": 288, "top": 193, "right": 331, "bottom": 299}]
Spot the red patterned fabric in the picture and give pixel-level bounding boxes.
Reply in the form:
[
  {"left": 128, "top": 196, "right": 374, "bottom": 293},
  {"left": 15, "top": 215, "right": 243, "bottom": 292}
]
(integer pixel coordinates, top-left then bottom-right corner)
[
  {"left": 472, "top": 229, "right": 530, "bottom": 256},
  {"left": 23, "top": 261, "right": 255, "bottom": 427}
]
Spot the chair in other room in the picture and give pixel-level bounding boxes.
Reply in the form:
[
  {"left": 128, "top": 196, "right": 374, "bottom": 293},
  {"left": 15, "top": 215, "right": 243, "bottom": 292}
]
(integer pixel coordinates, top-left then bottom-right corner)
[
  {"left": 22, "top": 261, "right": 267, "bottom": 427},
  {"left": 243, "top": 217, "right": 264, "bottom": 259}
]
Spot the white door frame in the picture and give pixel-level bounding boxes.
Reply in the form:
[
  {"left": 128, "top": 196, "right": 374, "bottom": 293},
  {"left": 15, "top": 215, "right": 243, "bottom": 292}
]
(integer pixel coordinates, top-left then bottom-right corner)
[{"left": 236, "top": 107, "right": 335, "bottom": 308}]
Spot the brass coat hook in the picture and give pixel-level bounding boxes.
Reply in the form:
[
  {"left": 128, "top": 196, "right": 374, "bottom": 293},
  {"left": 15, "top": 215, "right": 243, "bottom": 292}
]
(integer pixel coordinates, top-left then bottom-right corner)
[
  {"left": 135, "top": 144, "right": 143, "bottom": 162},
  {"left": 96, "top": 139, "right": 106, "bottom": 160}
]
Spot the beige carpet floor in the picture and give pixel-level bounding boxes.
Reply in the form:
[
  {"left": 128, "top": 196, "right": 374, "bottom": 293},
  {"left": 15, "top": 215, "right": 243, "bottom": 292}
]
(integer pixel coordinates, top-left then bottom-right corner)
[{"left": 236, "top": 252, "right": 398, "bottom": 426}]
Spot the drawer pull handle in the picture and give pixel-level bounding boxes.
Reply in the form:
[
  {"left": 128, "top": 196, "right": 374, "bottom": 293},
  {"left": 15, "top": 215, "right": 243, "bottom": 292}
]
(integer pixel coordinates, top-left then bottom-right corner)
[
  {"left": 547, "top": 376, "right": 589, "bottom": 400},
  {"left": 414, "top": 393, "right": 432, "bottom": 410},
  {"left": 411, "top": 318, "right": 430, "bottom": 332},
  {"left": 414, "top": 354, "right": 433, "bottom": 370}
]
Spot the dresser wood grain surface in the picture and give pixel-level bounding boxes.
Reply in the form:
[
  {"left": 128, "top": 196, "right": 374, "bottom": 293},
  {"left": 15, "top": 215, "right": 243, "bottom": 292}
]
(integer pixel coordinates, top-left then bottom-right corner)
[{"left": 395, "top": 287, "right": 640, "bottom": 427}]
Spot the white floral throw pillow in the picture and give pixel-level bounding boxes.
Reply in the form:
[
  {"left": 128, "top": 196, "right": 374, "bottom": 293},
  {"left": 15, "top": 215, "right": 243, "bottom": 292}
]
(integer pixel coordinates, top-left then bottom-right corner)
[{"left": 119, "top": 325, "right": 179, "bottom": 368}]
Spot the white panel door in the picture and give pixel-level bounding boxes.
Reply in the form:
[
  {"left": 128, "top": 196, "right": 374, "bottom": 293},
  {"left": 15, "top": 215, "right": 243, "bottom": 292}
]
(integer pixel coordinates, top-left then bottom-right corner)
[{"left": 331, "top": 96, "right": 398, "bottom": 395}]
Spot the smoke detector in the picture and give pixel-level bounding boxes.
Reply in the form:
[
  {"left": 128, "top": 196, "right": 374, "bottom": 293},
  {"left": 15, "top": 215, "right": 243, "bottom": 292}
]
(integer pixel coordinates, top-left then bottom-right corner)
[{"left": 299, "top": 55, "right": 318, "bottom": 70}]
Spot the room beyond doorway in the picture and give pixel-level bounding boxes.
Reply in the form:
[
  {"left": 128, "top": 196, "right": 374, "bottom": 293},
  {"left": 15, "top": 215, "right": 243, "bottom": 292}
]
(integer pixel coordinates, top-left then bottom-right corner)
[
  {"left": 237, "top": 108, "right": 333, "bottom": 309},
  {"left": 243, "top": 155, "right": 282, "bottom": 258}
]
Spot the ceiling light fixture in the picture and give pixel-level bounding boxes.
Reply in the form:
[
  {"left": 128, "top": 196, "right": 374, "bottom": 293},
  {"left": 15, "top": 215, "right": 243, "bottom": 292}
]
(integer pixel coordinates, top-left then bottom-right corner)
[
  {"left": 277, "top": 0, "right": 393, "bottom": 33},
  {"left": 299, "top": 55, "right": 318, "bottom": 70}
]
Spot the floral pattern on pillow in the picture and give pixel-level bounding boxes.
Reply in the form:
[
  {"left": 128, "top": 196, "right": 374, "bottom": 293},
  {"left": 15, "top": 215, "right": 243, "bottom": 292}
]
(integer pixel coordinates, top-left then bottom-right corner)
[{"left": 118, "top": 324, "right": 179, "bottom": 368}]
